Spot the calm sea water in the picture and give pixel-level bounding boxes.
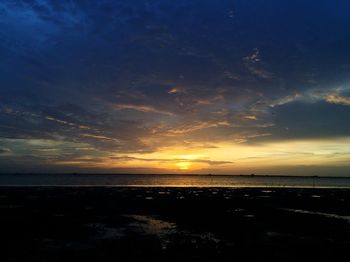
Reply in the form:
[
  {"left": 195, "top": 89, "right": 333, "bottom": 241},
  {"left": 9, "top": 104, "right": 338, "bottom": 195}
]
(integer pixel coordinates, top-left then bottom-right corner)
[{"left": 0, "top": 174, "right": 350, "bottom": 188}]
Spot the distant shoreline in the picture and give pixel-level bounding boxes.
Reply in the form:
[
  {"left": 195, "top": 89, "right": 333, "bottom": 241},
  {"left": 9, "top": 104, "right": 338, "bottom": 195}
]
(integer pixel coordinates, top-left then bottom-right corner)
[{"left": 0, "top": 173, "right": 350, "bottom": 179}]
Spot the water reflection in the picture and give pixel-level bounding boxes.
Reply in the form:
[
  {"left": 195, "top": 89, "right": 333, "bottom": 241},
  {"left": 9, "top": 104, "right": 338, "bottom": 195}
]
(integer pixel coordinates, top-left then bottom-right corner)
[{"left": 1, "top": 174, "right": 350, "bottom": 188}]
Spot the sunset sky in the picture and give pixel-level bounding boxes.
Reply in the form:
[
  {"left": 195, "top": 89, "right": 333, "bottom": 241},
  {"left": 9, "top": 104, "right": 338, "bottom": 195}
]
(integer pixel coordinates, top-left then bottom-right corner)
[{"left": 1, "top": 0, "right": 350, "bottom": 175}]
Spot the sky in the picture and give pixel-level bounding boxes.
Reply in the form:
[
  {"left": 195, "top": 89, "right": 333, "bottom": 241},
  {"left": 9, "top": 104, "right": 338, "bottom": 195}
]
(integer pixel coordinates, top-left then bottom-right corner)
[{"left": 1, "top": 0, "right": 350, "bottom": 175}]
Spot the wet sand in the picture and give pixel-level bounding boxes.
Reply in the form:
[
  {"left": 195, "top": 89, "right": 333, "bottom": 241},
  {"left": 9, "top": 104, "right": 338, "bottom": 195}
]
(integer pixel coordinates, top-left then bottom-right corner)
[{"left": 0, "top": 187, "right": 349, "bottom": 261}]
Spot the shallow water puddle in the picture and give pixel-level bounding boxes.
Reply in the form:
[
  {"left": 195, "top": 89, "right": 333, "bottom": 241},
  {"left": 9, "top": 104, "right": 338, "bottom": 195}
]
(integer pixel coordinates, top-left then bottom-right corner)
[
  {"left": 311, "top": 195, "right": 321, "bottom": 198},
  {"left": 124, "top": 215, "right": 222, "bottom": 249},
  {"left": 125, "top": 215, "right": 177, "bottom": 249},
  {"left": 125, "top": 214, "right": 177, "bottom": 235},
  {"left": 282, "top": 208, "right": 350, "bottom": 223}
]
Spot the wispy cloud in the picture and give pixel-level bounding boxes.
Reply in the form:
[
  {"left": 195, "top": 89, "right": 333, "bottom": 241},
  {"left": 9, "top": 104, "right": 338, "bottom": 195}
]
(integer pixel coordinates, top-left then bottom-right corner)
[
  {"left": 45, "top": 116, "right": 91, "bottom": 130},
  {"left": 110, "top": 156, "right": 233, "bottom": 166},
  {"left": 153, "top": 120, "right": 230, "bottom": 136},
  {"left": 114, "top": 104, "right": 174, "bottom": 116},
  {"left": 0, "top": 147, "right": 11, "bottom": 154},
  {"left": 243, "top": 48, "right": 273, "bottom": 80},
  {"left": 324, "top": 95, "right": 350, "bottom": 106},
  {"left": 80, "top": 134, "right": 122, "bottom": 143}
]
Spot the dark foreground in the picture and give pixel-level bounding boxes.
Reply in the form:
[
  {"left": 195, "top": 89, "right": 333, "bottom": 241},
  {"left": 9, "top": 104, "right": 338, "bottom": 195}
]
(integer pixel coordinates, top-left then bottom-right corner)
[{"left": 0, "top": 187, "right": 349, "bottom": 262}]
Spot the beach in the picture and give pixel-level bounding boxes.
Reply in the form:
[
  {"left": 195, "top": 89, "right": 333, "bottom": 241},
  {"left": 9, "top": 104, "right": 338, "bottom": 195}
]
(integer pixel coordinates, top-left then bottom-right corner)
[{"left": 0, "top": 186, "right": 349, "bottom": 261}]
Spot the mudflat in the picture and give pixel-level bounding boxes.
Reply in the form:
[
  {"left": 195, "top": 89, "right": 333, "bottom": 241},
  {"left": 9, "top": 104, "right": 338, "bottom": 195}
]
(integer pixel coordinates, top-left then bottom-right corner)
[{"left": 0, "top": 187, "right": 349, "bottom": 262}]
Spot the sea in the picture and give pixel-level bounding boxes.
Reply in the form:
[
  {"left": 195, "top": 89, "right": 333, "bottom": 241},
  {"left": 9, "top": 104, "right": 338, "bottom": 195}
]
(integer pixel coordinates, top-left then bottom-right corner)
[{"left": 0, "top": 174, "right": 350, "bottom": 188}]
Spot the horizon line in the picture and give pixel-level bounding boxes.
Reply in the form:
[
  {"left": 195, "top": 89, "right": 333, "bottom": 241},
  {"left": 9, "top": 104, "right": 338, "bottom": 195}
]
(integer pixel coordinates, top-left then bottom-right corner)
[{"left": 1, "top": 173, "right": 350, "bottom": 179}]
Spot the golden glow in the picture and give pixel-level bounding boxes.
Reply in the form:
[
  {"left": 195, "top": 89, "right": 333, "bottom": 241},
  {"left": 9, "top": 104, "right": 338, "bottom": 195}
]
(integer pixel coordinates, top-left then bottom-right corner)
[
  {"left": 52, "top": 137, "right": 350, "bottom": 175},
  {"left": 178, "top": 154, "right": 206, "bottom": 160},
  {"left": 176, "top": 161, "right": 191, "bottom": 170}
]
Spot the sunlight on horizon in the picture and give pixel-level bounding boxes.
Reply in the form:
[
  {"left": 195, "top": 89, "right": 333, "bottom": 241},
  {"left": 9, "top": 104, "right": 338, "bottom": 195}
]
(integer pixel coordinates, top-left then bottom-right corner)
[
  {"left": 176, "top": 162, "right": 191, "bottom": 170},
  {"left": 46, "top": 137, "right": 350, "bottom": 176}
]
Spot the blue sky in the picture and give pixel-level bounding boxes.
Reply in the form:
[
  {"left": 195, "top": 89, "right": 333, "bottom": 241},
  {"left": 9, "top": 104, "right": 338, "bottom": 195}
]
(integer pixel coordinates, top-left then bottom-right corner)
[{"left": 1, "top": 0, "right": 350, "bottom": 175}]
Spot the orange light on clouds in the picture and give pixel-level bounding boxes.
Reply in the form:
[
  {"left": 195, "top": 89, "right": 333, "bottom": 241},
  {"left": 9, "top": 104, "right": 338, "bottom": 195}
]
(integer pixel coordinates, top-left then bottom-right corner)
[{"left": 50, "top": 137, "right": 350, "bottom": 176}]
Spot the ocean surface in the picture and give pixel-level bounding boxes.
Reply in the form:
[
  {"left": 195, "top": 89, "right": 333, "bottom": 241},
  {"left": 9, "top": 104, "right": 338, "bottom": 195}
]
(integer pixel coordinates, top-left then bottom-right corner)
[{"left": 0, "top": 174, "right": 350, "bottom": 188}]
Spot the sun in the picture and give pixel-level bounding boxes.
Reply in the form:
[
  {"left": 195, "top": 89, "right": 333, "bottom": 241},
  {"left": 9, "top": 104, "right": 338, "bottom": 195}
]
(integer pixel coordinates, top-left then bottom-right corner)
[{"left": 176, "top": 162, "right": 191, "bottom": 170}]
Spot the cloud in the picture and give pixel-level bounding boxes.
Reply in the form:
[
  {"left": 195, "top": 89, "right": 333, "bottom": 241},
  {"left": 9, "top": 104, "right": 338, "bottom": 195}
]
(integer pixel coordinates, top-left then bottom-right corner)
[
  {"left": 268, "top": 94, "right": 302, "bottom": 107},
  {"left": 243, "top": 48, "right": 273, "bottom": 80},
  {"left": 168, "top": 87, "right": 186, "bottom": 94},
  {"left": 45, "top": 116, "right": 91, "bottom": 130},
  {"left": 324, "top": 95, "right": 350, "bottom": 106},
  {"left": 114, "top": 104, "right": 174, "bottom": 116},
  {"left": 157, "top": 120, "right": 231, "bottom": 136},
  {"left": 244, "top": 115, "right": 257, "bottom": 120},
  {"left": 80, "top": 134, "right": 122, "bottom": 143},
  {"left": 110, "top": 156, "right": 233, "bottom": 166},
  {"left": 0, "top": 147, "right": 11, "bottom": 154},
  {"left": 0, "top": 103, "right": 154, "bottom": 154}
]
